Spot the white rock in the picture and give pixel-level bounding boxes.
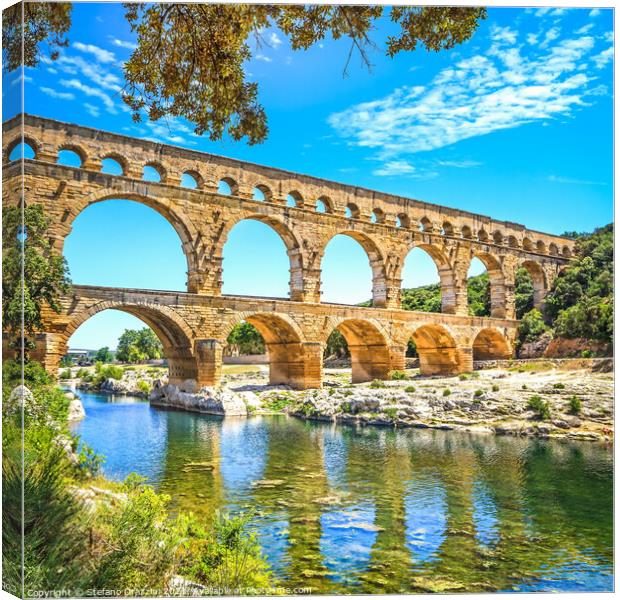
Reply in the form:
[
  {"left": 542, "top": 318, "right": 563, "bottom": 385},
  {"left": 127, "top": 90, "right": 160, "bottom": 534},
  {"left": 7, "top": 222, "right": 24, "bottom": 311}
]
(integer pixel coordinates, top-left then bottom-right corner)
[{"left": 67, "top": 398, "right": 86, "bottom": 421}]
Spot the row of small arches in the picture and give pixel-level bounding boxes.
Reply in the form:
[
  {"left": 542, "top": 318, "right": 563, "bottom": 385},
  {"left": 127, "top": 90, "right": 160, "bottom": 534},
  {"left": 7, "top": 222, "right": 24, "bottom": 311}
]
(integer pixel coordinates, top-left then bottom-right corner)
[{"left": 7, "top": 140, "right": 572, "bottom": 258}]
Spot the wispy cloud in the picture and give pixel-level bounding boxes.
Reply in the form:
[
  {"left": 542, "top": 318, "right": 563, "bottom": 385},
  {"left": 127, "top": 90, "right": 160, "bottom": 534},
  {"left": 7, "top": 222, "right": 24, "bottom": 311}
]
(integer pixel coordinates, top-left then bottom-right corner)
[
  {"left": 10, "top": 74, "right": 32, "bottom": 86},
  {"left": 255, "top": 53, "right": 272, "bottom": 63},
  {"left": 589, "top": 8, "right": 602, "bottom": 17},
  {"left": 57, "top": 55, "right": 122, "bottom": 91},
  {"left": 40, "top": 86, "right": 75, "bottom": 100},
  {"left": 436, "top": 160, "right": 482, "bottom": 168},
  {"left": 84, "top": 103, "right": 101, "bottom": 118},
  {"left": 548, "top": 175, "right": 606, "bottom": 186},
  {"left": 110, "top": 38, "right": 137, "bottom": 50},
  {"left": 268, "top": 32, "right": 282, "bottom": 48},
  {"left": 60, "top": 78, "right": 118, "bottom": 113},
  {"left": 73, "top": 42, "right": 116, "bottom": 63},
  {"left": 328, "top": 20, "right": 612, "bottom": 174}
]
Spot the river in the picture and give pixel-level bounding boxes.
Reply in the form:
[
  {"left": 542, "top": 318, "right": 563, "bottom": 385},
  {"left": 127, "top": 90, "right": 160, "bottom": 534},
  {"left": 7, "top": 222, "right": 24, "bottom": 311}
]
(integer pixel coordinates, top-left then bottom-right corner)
[{"left": 70, "top": 390, "right": 613, "bottom": 594}]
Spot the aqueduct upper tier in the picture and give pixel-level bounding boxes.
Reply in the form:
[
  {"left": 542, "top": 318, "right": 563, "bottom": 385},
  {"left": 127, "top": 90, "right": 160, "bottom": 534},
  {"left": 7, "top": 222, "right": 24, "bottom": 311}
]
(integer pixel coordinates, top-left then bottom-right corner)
[{"left": 3, "top": 114, "right": 573, "bottom": 319}]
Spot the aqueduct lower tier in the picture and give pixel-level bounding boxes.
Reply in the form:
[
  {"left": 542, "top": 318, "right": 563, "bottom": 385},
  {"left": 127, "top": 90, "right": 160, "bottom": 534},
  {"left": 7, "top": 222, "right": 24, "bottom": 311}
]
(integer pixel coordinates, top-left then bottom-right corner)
[{"left": 33, "top": 286, "right": 518, "bottom": 390}]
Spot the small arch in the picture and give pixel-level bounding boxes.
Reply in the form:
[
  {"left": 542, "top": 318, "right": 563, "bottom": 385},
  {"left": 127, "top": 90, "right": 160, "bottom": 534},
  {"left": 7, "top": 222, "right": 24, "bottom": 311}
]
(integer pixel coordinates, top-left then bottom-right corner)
[
  {"left": 441, "top": 221, "right": 454, "bottom": 236},
  {"left": 461, "top": 225, "right": 473, "bottom": 239},
  {"left": 507, "top": 235, "right": 519, "bottom": 248},
  {"left": 218, "top": 177, "right": 238, "bottom": 196},
  {"left": 327, "top": 318, "right": 391, "bottom": 383},
  {"left": 470, "top": 253, "right": 506, "bottom": 318},
  {"left": 286, "top": 190, "right": 303, "bottom": 208},
  {"left": 562, "top": 245, "right": 572, "bottom": 258},
  {"left": 345, "top": 203, "right": 360, "bottom": 219},
  {"left": 410, "top": 324, "right": 460, "bottom": 376},
  {"left": 536, "top": 240, "right": 546, "bottom": 254},
  {"left": 181, "top": 170, "right": 202, "bottom": 189},
  {"left": 143, "top": 163, "right": 163, "bottom": 183},
  {"left": 396, "top": 213, "right": 410, "bottom": 228},
  {"left": 371, "top": 208, "right": 385, "bottom": 224},
  {"left": 224, "top": 312, "right": 307, "bottom": 389},
  {"left": 548, "top": 243, "right": 559, "bottom": 256},
  {"left": 7, "top": 140, "right": 36, "bottom": 162},
  {"left": 520, "top": 260, "right": 547, "bottom": 309},
  {"left": 472, "top": 328, "right": 512, "bottom": 361},
  {"left": 492, "top": 230, "right": 504, "bottom": 245},
  {"left": 57, "top": 148, "right": 83, "bottom": 168},
  {"left": 316, "top": 196, "right": 333, "bottom": 214},
  {"left": 253, "top": 184, "right": 272, "bottom": 202},
  {"left": 419, "top": 217, "right": 434, "bottom": 232},
  {"left": 101, "top": 154, "right": 126, "bottom": 176},
  {"left": 478, "top": 228, "right": 489, "bottom": 242},
  {"left": 522, "top": 237, "right": 533, "bottom": 252}
]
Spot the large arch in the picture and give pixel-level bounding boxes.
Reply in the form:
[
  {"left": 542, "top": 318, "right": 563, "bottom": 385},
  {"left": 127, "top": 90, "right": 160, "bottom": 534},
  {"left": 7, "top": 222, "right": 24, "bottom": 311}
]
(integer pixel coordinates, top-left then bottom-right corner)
[
  {"left": 472, "top": 328, "right": 512, "bottom": 361},
  {"left": 58, "top": 190, "right": 200, "bottom": 290},
  {"left": 470, "top": 253, "right": 506, "bottom": 318},
  {"left": 320, "top": 230, "right": 387, "bottom": 307},
  {"left": 520, "top": 260, "right": 547, "bottom": 309},
  {"left": 219, "top": 214, "right": 304, "bottom": 301},
  {"left": 409, "top": 324, "right": 461, "bottom": 376},
  {"left": 325, "top": 318, "right": 391, "bottom": 383},
  {"left": 401, "top": 243, "right": 457, "bottom": 313},
  {"left": 222, "top": 312, "right": 309, "bottom": 388},
  {"left": 60, "top": 300, "right": 198, "bottom": 387}
]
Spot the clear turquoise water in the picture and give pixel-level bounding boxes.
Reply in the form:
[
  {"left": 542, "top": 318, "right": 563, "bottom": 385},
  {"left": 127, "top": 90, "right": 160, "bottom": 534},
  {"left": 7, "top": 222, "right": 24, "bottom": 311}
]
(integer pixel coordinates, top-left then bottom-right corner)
[{"left": 71, "top": 390, "right": 613, "bottom": 594}]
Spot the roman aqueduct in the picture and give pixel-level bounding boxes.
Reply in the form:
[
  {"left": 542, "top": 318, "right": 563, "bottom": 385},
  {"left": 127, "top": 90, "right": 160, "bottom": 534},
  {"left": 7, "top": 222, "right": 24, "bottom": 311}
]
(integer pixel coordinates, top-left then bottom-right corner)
[{"left": 2, "top": 114, "right": 574, "bottom": 390}]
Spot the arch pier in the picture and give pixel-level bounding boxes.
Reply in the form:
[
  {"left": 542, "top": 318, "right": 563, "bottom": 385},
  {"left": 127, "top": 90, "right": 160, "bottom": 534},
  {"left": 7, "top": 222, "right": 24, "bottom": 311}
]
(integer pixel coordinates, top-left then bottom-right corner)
[{"left": 2, "top": 114, "right": 575, "bottom": 389}]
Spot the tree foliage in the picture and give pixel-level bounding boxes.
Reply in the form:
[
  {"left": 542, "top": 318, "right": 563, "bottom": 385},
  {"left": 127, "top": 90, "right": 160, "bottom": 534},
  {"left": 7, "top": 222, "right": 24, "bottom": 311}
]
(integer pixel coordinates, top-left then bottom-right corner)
[
  {"left": 94, "top": 346, "right": 113, "bottom": 363},
  {"left": 543, "top": 224, "right": 613, "bottom": 342},
  {"left": 2, "top": 204, "right": 71, "bottom": 352},
  {"left": 115, "top": 328, "right": 163, "bottom": 363},
  {"left": 3, "top": 3, "right": 485, "bottom": 144},
  {"left": 226, "top": 322, "right": 265, "bottom": 355}
]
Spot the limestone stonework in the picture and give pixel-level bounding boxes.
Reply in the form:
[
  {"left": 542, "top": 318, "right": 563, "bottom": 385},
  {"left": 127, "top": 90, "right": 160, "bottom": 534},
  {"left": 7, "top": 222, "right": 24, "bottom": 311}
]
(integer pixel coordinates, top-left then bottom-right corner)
[{"left": 2, "top": 114, "right": 575, "bottom": 389}]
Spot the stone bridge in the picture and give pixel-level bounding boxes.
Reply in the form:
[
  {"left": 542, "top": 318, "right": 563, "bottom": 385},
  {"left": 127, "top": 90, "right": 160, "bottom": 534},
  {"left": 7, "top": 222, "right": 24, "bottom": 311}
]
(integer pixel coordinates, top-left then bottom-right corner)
[{"left": 3, "top": 114, "right": 574, "bottom": 389}]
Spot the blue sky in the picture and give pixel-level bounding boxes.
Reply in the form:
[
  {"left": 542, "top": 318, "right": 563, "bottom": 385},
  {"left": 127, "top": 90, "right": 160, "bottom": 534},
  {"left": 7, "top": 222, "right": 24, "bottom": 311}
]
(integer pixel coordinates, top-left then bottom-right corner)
[{"left": 3, "top": 5, "right": 613, "bottom": 350}]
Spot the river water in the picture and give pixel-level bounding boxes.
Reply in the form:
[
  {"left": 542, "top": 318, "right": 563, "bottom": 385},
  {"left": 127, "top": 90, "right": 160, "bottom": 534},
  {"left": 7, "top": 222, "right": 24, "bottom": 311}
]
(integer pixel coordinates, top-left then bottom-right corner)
[{"left": 70, "top": 390, "right": 613, "bottom": 594}]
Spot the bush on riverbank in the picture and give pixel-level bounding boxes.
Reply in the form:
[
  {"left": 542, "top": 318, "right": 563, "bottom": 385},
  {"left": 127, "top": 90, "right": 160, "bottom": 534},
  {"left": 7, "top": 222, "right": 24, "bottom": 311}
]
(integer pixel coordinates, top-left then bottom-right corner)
[{"left": 2, "top": 360, "right": 272, "bottom": 596}]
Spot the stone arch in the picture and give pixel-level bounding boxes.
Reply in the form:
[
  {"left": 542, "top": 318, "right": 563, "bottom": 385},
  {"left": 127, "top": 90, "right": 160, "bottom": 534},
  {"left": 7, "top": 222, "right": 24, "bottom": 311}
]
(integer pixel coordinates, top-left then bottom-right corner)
[
  {"left": 57, "top": 143, "right": 87, "bottom": 167},
  {"left": 409, "top": 323, "right": 461, "bottom": 376},
  {"left": 371, "top": 208, "right": 385, "bottom": 224},
  {"left": 478, "top": 228, "right": 489, "bottom": 242},
  {"left": 441, "top": 221, "right": 454, "bottom": 236},
  {"left": 320, "top": 230, "right": 387, "bottom": 307},
  {"left": 60, "top": 189, "right": 200, "bottom": 290},
  {"left": 419, "top": 216, "right": 434, "bottom": 232},
  {"left": 61, "top": 300, "right": 197, "bottom": 386},
  {"left": 253, "top": 183, "right": 273, "bottom": 202},
  {"left": 222, "top": 311, "right": 308, "bottom": 388},
  {"left": 492, "top": 230, "right": 504, "bottom": 245},
  {"left": 345, "top": 202, "right": 360, "bottom": 219},
  {"left": 549, "top": 243, "right": 559, "bottom": 256},
  {"left": 218, "top": 176, "right": 239, "bottom": 196},
  {"left": 471, "top": 252, "right": 507, "bottom": 318},
  {"left": 472, "top": 327, "right": 512, "bottom": 361},
  {"left": 536, "top": 240, "right": 547, "bottom": 254},
  {"left": 316, "top": 195, "right": 334, "bottom": 213},
  {"left": 3, "top": 134, "right": 40, "bottom": 162},
  {"left": 143, "top": 161, "right": 167, "bottom": 183},
  {"left": 507, "top": 235, "right": 519, "bottom": 248},
  {"left": 396, "top": 213, "right": 410, "bottom": 228},
  {"left": 403, "top": 243, "right": 458, "bottom": 314},
  {"left": 523, "top": 237, "right": 534, "bottom": 252},
  {"left": 325, "top": 317, "right": 391, "bottom": 382},
  {"left": 520, "top": 260, "right": 548, "bottom": 309},
  {"left": 461, "top": 225, "right": 473, "bottom": 239},
  {"left": 100, "top": 152, "right": 129, "bottom": 175},
  {"left": 181, "top": 169, "right": 204, "bottom": 189},
  {"left": 218, "top": 213, "right": 305, "bottom": 301},
  {"left": 287, "top": 190, "right": 304, "bottom": 208},
  {"left": 562, "top": 245, "right": 572, "bottom": 258}
]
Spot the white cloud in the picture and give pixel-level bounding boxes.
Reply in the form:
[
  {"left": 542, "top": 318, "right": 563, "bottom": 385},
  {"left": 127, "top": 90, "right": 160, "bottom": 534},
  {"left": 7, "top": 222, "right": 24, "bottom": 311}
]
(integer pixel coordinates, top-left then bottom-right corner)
[
  {"left": 111, "top": 38, "right": 137, "bottom": 50},
  {"left": 10, "top": 74, "right": 32, "bottom": 86},
  {"left": 548, "top": 174, "right": 605, "bottom": 186},
  {"left": 56, "top": 55, "right": 122, "bottom": 91},
  {"left": 589, "top": 8, "right": 602, "bottom": 17},
  {"left": 60, "top": 78, "right": 118, "bottom": 113},
  {"left": 372, "top": 160, "right": 417, "bottom": 177},
  {"left": 593, "top": 46, "right": 613, "bottom": 68},
  {"left": 73, "top": 42, "right": 116, "bottom": 63},
  {"left": 84, "top": 103, "right": 101, "bottom": 117},
  {"left": 576, "top": 24, "right": 594, "bottom": 35},
  {"left": 268, "top": 32, "right": 282, "bottom": 47},
  {"left": 328, "top": 25, "right": 610, "bottom": 165},
  {"left": 437, "top": 160, "right": 482, "bottom": 168},
  {"left": 40, "top": 86, "right": 75, "bottom": 100},
  {"left": 255, "top": 53, "right": 272, "bottom": 63}
]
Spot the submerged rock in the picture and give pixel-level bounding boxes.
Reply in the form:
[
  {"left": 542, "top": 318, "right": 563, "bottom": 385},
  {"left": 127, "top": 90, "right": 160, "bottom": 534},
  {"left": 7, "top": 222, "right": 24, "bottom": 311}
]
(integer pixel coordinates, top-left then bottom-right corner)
[{"left": 150, "top": 384, "right": 247, "bottom": 416}]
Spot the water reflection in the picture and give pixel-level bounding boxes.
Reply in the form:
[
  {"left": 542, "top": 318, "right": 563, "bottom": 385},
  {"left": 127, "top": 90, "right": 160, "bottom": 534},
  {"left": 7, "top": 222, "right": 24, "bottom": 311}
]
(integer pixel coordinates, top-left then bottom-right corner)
[{"left": 72, "top": 392, "right": 613, "bottom": 593}]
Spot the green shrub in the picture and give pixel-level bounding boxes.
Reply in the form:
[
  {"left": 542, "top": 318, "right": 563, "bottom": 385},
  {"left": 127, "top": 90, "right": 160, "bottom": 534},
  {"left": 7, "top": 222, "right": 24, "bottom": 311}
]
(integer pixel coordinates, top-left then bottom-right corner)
[
  {"left": 568, "top": 395, "right": 582, "bottom": 415},
  {"left": 492, "top": 384, "right": 500, "bottom": 392},
  {"left": 370, "top": 379, "right": 386, "bottom": 389},
  {"left": 473, "top": 389, "right": 483, "bottom": 398},
  {"left": 553, "top": 383, "right": 565, "bottom": 389},
  {"left": 263, "top": 394, "right": 293, "bottom": 412},
  {"left": 3, "top": 360, "right": 53, "bottom": 393},
  {"left": 517, "top": 309, "right": 549, "bottom": 344},
  {"left": 341, "top": 401, "right": 352, "bottom": 413},
  {"left": 59, "top": 369, "right": 72, "bottom": 380},
  {"left": 470, "top": 371, "right": 480, "bottom": 379},
  {"left": 527, "top": 395, "right": 551, "bottom": 420},
  {"left": 404, "top": 386, "right": 415, "bottom": 393},
  {"left": 136, "top": 380, "right": 150, "bottom": 394},
  {"left": 389, "top": 370, "right": 407, "bottom": 380},
  {"left": 581, "top": 349, "right": 592, "bottom": 358},
  {"left": 76, "top": 367, "right": 89, "bottom": 379},
  {"left": 443, "top": 388, "right": 451, "bottom": 397},
  {"left": 459, "top": 373, "right": 469, "bottom": 381},
  {"left": 522, "top": 384, "right": 528, "bottom": 390},
  {"left": 383, "top": 407, "right": 398, "bottom": 419}
]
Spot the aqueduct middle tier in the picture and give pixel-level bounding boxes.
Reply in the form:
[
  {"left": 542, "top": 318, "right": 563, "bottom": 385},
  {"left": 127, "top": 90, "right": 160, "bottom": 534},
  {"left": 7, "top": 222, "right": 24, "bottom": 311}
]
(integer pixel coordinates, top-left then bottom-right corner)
[{"left": 2, "top": 114, "right": 574, "bottom": 388}]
